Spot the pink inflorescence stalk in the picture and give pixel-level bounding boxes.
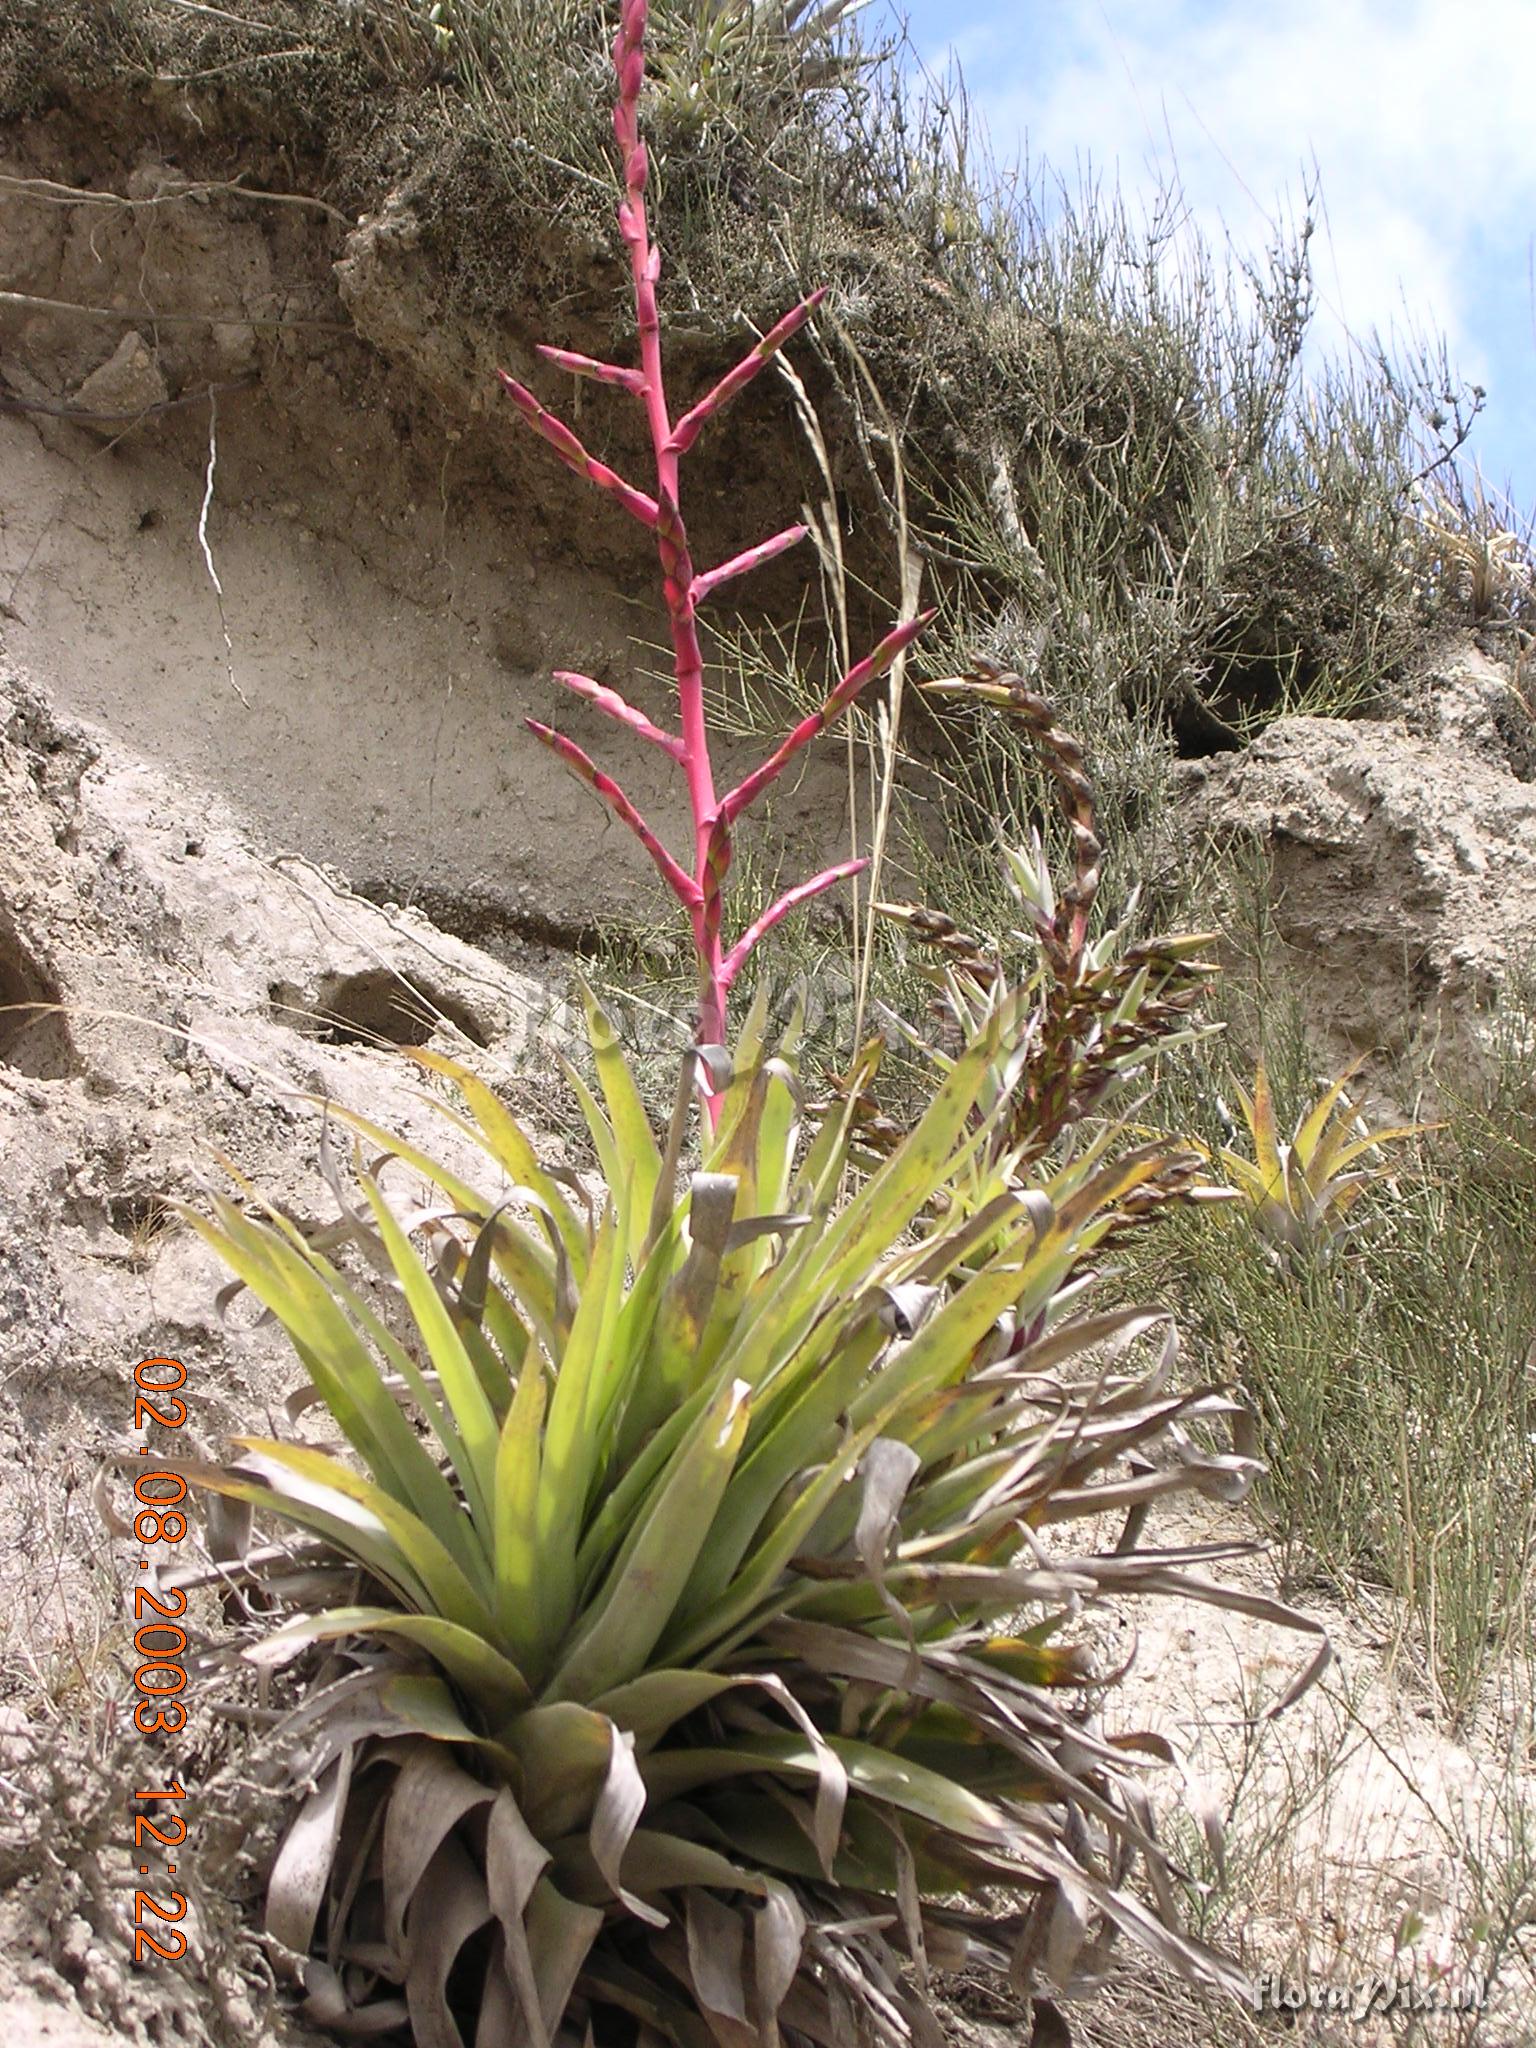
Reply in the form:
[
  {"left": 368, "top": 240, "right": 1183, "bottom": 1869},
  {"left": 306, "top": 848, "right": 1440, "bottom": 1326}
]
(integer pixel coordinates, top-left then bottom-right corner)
[{"left": 499, "top": 0, "right": 932, "bottom": 1116}]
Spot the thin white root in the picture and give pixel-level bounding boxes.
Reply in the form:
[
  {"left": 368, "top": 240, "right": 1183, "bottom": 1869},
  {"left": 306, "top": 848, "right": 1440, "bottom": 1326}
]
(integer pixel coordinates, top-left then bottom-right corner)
[{"left": 197, "top": 385, "right": 248, "bottom": 707}]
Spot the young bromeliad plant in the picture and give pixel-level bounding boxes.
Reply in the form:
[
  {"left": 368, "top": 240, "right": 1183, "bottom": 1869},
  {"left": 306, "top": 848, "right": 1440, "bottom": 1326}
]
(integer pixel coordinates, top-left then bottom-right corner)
[
  {"left": 1186, "top": 1058, "right": 1429, "bottom": 1262},
  {"left": 128, "top": 10, "right": 1332, "bottom": 2046}
]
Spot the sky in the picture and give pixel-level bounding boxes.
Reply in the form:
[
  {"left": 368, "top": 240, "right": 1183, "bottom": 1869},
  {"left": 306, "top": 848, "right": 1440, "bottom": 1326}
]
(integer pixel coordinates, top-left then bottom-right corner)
[{"left": 881, "top": 0, "right": 1536, "bottom": 518}]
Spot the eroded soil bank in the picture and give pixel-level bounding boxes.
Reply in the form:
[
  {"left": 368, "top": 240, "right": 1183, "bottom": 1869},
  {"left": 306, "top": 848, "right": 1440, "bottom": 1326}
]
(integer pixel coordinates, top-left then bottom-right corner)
[{"left": 0, "top": 144, "right": 858, "bottom": 956}]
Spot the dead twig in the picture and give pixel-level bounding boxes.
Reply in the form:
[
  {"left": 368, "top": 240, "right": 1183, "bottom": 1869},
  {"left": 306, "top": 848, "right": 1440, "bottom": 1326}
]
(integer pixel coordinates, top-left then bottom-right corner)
[
  {"left": 0, "top": 374, "right": 257, "bottom": 426},
  {"left": 148, "top": 0, "right": 292, "bottom": 28},
  {"left": 0, "top": 170, "right": 350, "bottom": 227},
  {"left": 0, "top": 289, "right": 351, "bottom": 333}
]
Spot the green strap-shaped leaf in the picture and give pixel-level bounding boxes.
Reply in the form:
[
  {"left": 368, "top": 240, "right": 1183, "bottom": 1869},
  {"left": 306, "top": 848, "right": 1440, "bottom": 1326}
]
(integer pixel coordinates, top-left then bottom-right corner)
[
  {"left": 558, "top": 1056, "right": 627, "bottom": 1233},
  {"left": 535, "top": 1205, "right": 626, "bottom": 1634},
  {"left": 590, "top": 1194, "right": 687, "bottom": 1476},
  {"left": 643, "top": 1172, "right": 738, "bottom": 1407},
  {"left": 732, "top": 1025, "right": 1002, "bottom": 1394},
  {"left": 170, "top": 1456, "right": 434, "bottom": 1615},
  {"left": 228, "top": 1438, "right": 497, "bottom": 1634},
  {"left": 189, "top": 1200, "right": 426, "bottom": 1496},
  {"left": 574, "top": 1378, "right": 714, "bottom": 1594},
  {"left": 245, "top": 1605, "right": 531, "bottom": 1720},
  {"left": 846, "top": 1238, "right": 1041, "bottom": 1431},
  {"left": 458, "top": 1319, "right": 514, "bottom": 1423},
  {"left": 726, "top": 980, "right": 773, "bottom": 1085},
  {"left": 321, "top": 1100, "right": 502, "bottom": 1223},
  {"left": 408, "top": 1049, "right": 589, "bottom": 1272},
  {"left": 544, "top": 1375, "right": 753, "bottom": 1702},
  {"left": 359, "top": 1170, "right": 499, "bottom": 1537},
  {"left": 671, "top": 1244, "right": 1043, "bottom": 1665},
  {"left": 753, "top": 1059, "right": 801, "bottom": 1229},
  {"left": 480, "top": 1213, "right": 562, "bottom": 1361},
  {"left": 381, "top": 1675, "right": 528, "bottom": 1769},
  {"left": 182, "top": 1203, "right": 483, "bottom": 1582},
  {"left": 661, "top": 1403, "right": 894, "bottom": 1665},
  {"left": 313, "top": 1105, "right": 573, "bottom": 1345},
  {"left": 274, "top": 1229, "right": 502, "bottom": 1574},
  {"left": 700, "top": 1068, "right": 782, "bottom": 1353},
  {"left": 576, "top": 1826, "right": 768, "bottom": 1897},
  {"left": 494, "top": 1359, "right": 550, "bottom": 1673},
  {"left": 477, "top": 1279, "right": 531, "bottom": 1387},
  {"left": 641, "top": 1730, "right": 1013, "bottom": 1847},
  {"left": 702, "top": 983, "right": 770, "bottom": 1151},
  {"left": 590, "top": 1669, "right": 739, "bottom": 1751},
  {"left": 673, "top": 1308, "right": 887, "bottom": 1625},
  {"left": 683, "top": 1791, "right": 909, "bottom": 1894},
  {"left": 1293, "top": 1065, "right": 1360, "bottom": 1172},
  {"left": 580, "top": 984, "right": 662, "bottom": 1266},
  {"left": 503, "top": 1700, "right": 617, "bottom": 1839}
]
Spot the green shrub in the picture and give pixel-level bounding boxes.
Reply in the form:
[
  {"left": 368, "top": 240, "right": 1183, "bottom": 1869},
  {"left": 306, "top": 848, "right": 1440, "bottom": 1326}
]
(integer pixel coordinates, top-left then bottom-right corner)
[{"left": 1123, "top": 947, "right": 1536, "bottom": 1724}]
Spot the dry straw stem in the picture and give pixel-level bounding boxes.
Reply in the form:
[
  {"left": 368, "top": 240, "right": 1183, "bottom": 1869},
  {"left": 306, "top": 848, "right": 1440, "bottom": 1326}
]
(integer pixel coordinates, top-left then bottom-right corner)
[{"left": 0, "top": 165, "right": 351, "bottom": 223}]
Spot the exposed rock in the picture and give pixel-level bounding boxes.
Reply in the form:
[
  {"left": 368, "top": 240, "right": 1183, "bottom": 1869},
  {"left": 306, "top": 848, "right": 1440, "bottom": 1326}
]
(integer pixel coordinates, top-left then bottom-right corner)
[
  {"left": 1176, "top": 675, "right": 1536, "bottom": 1076},
  {"left": 70, "top": 329, "right": 168, "bottom": 432},
  {"left": 1393, "top": 641, "right": 1536, "bottom": 782}
]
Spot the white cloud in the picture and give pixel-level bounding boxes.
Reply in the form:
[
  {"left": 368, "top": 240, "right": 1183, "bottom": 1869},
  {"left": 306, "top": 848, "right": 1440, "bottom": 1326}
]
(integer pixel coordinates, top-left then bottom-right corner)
[{"left": 913, "top": 0, "right": 1536, "bottom": 446}]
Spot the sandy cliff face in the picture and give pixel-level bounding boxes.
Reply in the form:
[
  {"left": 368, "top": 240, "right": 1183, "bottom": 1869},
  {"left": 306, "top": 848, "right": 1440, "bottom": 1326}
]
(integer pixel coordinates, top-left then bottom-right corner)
[
  {"left": 1178, "top": 645, "right": 1536, "bottom": 1084},
  {"left": 0, "top": 652, "right": 582, "bottom": 1485},
  {"left": 0, "top": 139, "right": 854, "bottom": 960}
]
